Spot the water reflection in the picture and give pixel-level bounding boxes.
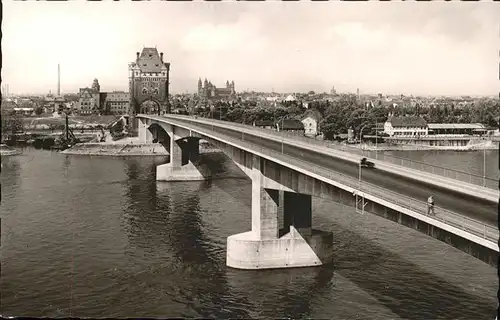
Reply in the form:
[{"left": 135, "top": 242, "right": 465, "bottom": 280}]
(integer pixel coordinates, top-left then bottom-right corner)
[
  {"left": 1, "top": 156, "right": 21, "bottom": 177},
  {"left": 1, "top": 156, "right": 23, "bottom": 197},
  {"left": 226, "top": 266, "right": 335, "bottom": 318},
  {"left": 62, "top": 155, "right": 72, "bottom": 178},
  {"left": 156, "top": 181, "right": 252, "bottom": 318},
  {"left": 155, "top": 182, "right": 208, "bottom": 262},
  {"left": 122, "top": 176, "right": 253, "bottom": 318},
  {"left": 319, "top": 211, "right": 495, "bottom": 320}
]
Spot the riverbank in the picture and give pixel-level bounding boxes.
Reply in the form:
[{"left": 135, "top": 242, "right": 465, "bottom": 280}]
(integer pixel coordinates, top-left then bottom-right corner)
[
  {"left": 0, "top": 144, "right": 23, "bottom": 156},
  {"left": 61, "top": 137, "right": 221, "bottom": 156},
  {"left": 345, "top": 142, "right": 499, "bottom": 152}
]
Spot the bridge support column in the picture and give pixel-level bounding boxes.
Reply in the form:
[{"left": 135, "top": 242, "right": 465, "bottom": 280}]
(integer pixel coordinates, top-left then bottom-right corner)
[
  {"left": 227, "top": 155, "right": 333, "bottom": 270},
  {"left": 156, "top": 130, "right": 205, "bottom": 181},
  {"left": 138, "top": 118, "right": 153, "bottom": 143}
]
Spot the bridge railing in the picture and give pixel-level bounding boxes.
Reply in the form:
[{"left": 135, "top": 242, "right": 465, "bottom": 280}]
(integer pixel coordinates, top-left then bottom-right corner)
[
  {"left": 163, "top": 116, "right": 499, "bottom": 244},
  {"left": 171, "top": 115, "right": 497, "bottom": 190}
]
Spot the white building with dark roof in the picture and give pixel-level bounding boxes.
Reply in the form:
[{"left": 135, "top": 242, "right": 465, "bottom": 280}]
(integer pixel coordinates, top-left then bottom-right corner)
[{"left": 383, "top": 115, "right": 428, "bottom": 136}]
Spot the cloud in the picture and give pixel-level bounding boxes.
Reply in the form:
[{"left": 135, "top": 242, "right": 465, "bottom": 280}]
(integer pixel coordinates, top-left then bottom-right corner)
[
  {"left": 328, "top": 22, "right": 390, "bottom": 48},
  {"left": 181, "top": 15, "right": 267, "bottom": 54},
  {"left": 2, "top": 1, "right": 498, "bottom": 95},
  {"left": 182, "top": 24, "right": 238, "bottom": 52}
]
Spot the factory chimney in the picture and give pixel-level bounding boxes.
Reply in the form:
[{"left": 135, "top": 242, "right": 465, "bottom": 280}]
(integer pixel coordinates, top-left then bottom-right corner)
[{"left": 57, "top": 63, "right": 61, "bottom": 96}]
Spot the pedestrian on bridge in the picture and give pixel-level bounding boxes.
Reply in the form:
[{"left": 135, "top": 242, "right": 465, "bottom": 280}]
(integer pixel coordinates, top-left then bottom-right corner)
[{"left": 427, "top": 195, "right": 435, "bottom": 215}]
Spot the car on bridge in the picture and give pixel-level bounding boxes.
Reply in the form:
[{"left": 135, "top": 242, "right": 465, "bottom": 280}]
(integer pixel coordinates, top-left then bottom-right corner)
[{"left": 360, "top": 157, "right": 375, "bottom": 169}]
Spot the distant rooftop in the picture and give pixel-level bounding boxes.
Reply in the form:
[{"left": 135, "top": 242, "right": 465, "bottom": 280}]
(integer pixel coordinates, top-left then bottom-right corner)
[
  {"left": 137, "top": 47, "right": 165, "bottom": 73},
  {"left": 428, "top": 123, "right": 485, "bottom": 130},
  {"left": 278, "top": 119, "right": 304, "bottom": 130},
  {"left": 387, "top": 116, "right": 427, "bottom": 128}
]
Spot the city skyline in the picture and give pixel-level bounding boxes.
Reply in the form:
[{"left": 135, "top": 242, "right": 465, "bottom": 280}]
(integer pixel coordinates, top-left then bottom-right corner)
[{"left": 3, "top": 2, "right": 499, "bottom": 96}]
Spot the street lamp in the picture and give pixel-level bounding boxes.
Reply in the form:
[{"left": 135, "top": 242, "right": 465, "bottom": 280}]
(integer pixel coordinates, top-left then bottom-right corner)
[
  {"left": 375, "top": 120, "right": 378, "bottom": 160},
  {"left": 483, "top": 147, "right": 486, "bottom": 187},
  {"left": 359, "top": 124, "right": 369, "bottom": 155},
  {"left": 275, "top": 115, "right": 287, "bottom": 153},
  {"left": 356, "top": 160, "right": 366, "bottom": 215}
]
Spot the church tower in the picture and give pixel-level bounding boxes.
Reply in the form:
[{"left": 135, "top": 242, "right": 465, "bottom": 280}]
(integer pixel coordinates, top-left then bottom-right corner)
[{"left": 91, "top": 78, "right": 100, "bottom": 93}]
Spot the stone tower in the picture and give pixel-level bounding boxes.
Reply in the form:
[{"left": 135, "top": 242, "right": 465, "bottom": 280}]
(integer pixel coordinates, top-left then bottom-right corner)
[
  {"left": 128, "top": 47, "right": 171, "bottom": 116},
  {"left": 91, "top": 78, "right": 100, "bottom": 93},
  {"left": 198, "top": 78, "right": 202, "bottom": 95}
]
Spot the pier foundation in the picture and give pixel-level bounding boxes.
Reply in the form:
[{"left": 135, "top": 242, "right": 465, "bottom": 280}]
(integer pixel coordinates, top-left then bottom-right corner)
[
  {"left": 227, "top": 155, "right": 333, "bottom": 270},
  {"left": 154, "top": 125, "right": 205, "bottom": 181}
]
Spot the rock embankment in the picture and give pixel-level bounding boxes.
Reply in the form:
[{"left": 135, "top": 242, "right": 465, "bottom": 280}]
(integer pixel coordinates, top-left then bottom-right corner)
[{"left": 61, "top": 141, "right": 222, "bottom": 156}]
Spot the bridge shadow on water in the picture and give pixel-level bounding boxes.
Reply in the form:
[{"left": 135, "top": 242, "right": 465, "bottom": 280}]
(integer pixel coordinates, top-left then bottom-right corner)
[
  {"left": 209, "top": 173, "right": 494, "bottom": 319},
  {"left": 316, "top": 201, "right": 496, "bottom": 320}
]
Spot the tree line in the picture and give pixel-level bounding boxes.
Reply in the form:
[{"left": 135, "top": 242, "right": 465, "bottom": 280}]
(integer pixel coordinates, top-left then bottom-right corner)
[{"left": 186, "top": 94, "right": 499, "bottom": 140}]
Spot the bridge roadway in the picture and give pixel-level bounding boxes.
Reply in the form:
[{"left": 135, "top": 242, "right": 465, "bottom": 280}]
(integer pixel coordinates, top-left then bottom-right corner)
[{"left": 157, "top": 115, "right": 498, "bottom": 227}]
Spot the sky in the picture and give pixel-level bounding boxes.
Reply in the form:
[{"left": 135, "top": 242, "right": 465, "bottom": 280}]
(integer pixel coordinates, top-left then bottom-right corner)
[{"left": 2, "top": 1, "right": 499, "bottom": 96}]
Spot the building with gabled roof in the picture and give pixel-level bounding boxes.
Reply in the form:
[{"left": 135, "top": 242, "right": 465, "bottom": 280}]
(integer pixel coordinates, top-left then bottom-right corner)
[
  {"left": 276, "top": 119, "right": 304, "bottom": 133},
  {"left": 384, "top": 115, "right": 428, "bottom": 136},
  {"left": 128, "top": 47, "right": 171, "bottom": 115},
  {"left": 77, "top": 86, "right": 99, "bottom": 115},
  {"left": 301, "top": 109, "right": 323, "bottom": 137}
]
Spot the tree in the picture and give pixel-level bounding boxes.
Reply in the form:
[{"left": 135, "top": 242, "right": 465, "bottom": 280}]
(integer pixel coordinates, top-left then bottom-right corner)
[
  {"left": 1, "top": 111, "right": 23, "bottom": 139},
  {"left": 225, "top": 107, "right": 245, "bottom": 123},
  {"left": 35, "top": 107, "right": 44, "bottom": 115},
  {"left": 345, "top": 108, "right": 368, "bottom": 136}
]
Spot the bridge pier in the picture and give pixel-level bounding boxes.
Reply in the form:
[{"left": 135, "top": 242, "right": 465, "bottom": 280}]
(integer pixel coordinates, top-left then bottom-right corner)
[
  {"left": 227, "top": 155, "right": 333, "bottom": 270},
  {"left": 138, "top": 118, "right": 153, "bottom": 143},
  {"left": 156, "top": 129, "right": 205, "bottom": 182}
]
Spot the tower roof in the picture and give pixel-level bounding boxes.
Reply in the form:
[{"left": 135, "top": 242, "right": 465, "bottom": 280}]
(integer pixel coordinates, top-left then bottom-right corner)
[{"left": 137, "top": 47, "right": 164, "bottom": 72}]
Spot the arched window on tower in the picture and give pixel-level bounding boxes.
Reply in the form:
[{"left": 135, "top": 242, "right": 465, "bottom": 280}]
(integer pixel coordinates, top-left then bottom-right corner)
[
  {"left": 153, "top": 88, "right": 159, "bottom": 95},
  {"left": 142, "top": 88, "right": 148, "bottom": 95}
]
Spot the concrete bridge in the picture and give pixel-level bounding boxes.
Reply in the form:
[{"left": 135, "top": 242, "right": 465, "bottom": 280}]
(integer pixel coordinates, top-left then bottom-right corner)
[{"left": 136, "top": 114, "right": 499, "bottom": 269}]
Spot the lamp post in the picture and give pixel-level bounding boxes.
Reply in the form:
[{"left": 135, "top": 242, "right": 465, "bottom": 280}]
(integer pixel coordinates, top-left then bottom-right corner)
[
  {"left": 359, "top": 124, "right": 369, "bottom": 156},
  {"left": 277, "top": 116, "right": 287, "bottom": 153},
  {"left": 375, "top": 120, "right": 378, "bottom": 160},
  {"left": 483, "top": 147, "right": 486, "bottom": 187}
]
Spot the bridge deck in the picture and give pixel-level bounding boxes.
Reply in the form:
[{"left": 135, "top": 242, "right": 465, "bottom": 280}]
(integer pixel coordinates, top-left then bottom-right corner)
[
  {"left": 141, "top": 115, "right": 498, "bottom": 247},
  {"left": 171, "top": 115, "right": 498, "bottom": 190},
  {"left": 162, "top": 115, "right": 497, "bottom": 215}
]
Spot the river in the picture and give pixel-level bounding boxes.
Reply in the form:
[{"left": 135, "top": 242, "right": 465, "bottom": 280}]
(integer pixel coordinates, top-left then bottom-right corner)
[
  {"left": 0, "top": 148, "right": 497, "bottom": 319},
  {"left": 385, "top": 149, "right": 499, "bottom": 180}
]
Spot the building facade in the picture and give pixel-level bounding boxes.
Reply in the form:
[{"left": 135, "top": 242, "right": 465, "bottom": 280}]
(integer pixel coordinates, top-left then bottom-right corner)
[
  {"left": 77, "top": 79, "right": 101, "bottom": 115},
  {"left": 301, "top": 110, "right": 322, "bottom": 137},
  {"left": 383, "top": 115, "right": 428, "bottom": 136},
  {"left": 128, "top": 47, "right": 170, "bottom": 114},
  {"left": 197, "top": 78, "right": 235, "bottom": 100},
  {"left": 103, "top": 91, "right": 130, "bottom": 115}
]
